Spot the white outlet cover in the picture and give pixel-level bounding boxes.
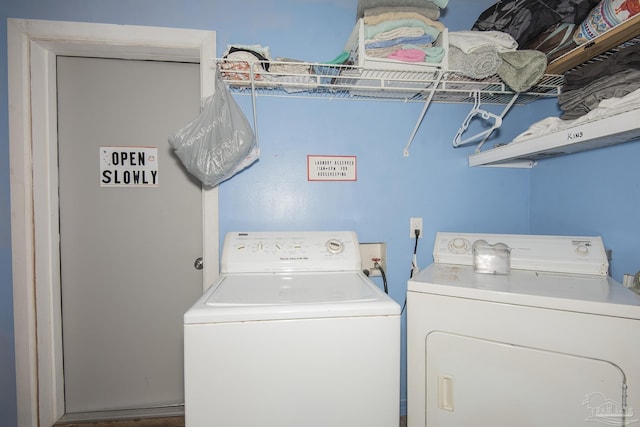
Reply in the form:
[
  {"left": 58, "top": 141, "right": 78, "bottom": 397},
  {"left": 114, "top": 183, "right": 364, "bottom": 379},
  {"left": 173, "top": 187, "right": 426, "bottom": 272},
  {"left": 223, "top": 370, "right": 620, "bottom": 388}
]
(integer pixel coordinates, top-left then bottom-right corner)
[{"left": 410, "top": 217, "right": 423, "bottom": 238}]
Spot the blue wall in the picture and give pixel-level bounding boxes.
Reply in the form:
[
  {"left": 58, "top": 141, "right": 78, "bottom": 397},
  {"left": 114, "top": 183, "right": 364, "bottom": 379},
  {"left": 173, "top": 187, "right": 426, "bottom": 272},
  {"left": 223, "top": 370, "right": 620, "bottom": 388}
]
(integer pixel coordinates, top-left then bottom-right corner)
[
  {"left": 530, "top": 141, "right": 640, "bottom": 281},
  {"left": 1, "top": 1, "right": 638, "bottom": 426}
]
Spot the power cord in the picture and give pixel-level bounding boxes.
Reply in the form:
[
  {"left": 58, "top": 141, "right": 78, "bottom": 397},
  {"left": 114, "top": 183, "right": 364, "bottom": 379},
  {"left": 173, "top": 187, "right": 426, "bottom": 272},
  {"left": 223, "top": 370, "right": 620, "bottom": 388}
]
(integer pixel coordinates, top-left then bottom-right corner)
[
  {"left": 410, "top": 228, "right": 420, "bottom": 279},
  {"left": 404, "top": 228, "right": 421, "bottom": 314}
]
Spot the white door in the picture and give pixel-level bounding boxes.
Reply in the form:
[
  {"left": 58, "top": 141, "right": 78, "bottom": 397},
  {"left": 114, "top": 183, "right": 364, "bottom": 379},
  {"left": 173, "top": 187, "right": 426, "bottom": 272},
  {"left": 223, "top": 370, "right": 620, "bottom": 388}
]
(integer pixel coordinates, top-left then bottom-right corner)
[{"left": 56, "top": 56, "right": 203, "bottom": 414}]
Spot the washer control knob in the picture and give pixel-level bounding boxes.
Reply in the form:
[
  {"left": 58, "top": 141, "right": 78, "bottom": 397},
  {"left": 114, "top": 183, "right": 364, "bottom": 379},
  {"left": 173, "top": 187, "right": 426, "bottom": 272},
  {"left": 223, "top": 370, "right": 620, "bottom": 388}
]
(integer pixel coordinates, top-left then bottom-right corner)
[
  {"left": 576, "top": 245, "right": 590, "bottom": 256},
  {"left": 326, "top": 239, "right": 344, "bottom": 254}
]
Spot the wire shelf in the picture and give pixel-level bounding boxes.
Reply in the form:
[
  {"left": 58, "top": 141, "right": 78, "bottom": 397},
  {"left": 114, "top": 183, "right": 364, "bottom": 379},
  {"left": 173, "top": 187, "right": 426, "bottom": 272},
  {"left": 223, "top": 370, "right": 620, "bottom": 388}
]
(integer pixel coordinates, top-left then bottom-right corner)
[{"left": 216, "top": 59, "right": 563, "bottom": 105}]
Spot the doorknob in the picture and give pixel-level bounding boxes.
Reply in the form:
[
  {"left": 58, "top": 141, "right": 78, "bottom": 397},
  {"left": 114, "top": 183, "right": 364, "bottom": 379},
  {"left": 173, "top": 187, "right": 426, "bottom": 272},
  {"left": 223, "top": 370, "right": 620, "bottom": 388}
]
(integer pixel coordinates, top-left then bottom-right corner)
[{"left": 194, "top": 257, "right": 203, "bottom": 270}]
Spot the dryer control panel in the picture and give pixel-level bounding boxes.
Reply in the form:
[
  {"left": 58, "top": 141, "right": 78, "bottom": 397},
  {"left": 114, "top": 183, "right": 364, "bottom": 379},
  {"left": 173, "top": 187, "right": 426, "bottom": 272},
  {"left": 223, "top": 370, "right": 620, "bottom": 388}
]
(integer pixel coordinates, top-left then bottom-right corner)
[
  {"left": 221, "top": 231, "right": 361, "bottom": 273},
  {"left": 433, "top": 232, "right": 609, "bottom": 276}
]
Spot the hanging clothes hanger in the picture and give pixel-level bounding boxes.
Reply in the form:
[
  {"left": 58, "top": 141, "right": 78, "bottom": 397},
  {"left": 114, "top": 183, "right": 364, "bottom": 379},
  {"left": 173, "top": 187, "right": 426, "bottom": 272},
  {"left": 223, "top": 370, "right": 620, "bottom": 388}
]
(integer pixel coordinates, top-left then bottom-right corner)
[{"left": 453, "top": 90, "right": 503, "bottom": 148}]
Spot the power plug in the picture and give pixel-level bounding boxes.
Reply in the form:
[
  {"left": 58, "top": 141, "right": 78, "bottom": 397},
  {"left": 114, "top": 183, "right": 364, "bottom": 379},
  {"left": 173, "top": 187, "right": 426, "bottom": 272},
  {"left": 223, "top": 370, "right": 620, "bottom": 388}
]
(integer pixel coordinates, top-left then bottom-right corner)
[{"left": 410, "top": 217, "right": 423, "bottom": 238}]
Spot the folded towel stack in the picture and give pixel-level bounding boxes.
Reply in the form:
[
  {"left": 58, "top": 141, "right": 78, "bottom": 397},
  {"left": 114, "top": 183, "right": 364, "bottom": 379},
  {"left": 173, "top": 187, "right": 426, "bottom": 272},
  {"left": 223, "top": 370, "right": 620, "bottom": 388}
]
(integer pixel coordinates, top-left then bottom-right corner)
[
  {"left": 448, "top": 30, "right": 518, "bottom": 79},
  {"left": 356, "top": 0, "right": 449, "bottom": 64},
  {"left": 448, "top": 28, "right": 549, "bottom": 91}
]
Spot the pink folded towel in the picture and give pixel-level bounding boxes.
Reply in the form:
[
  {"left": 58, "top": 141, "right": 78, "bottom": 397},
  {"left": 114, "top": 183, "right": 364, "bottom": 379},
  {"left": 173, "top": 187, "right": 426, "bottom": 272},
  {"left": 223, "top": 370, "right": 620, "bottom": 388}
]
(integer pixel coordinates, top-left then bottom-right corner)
[{"left": 387, "top": 48, "right": 426, "bottom": 62}]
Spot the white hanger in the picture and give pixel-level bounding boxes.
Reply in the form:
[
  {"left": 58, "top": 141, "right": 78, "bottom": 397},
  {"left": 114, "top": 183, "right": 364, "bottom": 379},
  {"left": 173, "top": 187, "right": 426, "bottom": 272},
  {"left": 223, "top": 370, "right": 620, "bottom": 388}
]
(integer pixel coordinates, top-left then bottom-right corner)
[{"left": 453, "top": 91, "right": 503, "bottom": 148}]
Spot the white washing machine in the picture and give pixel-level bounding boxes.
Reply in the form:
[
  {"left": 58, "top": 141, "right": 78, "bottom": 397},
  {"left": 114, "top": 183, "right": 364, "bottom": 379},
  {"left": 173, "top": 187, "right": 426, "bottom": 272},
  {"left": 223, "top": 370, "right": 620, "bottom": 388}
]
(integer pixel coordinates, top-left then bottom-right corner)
[
  {"left": 184, "top": 231, "right": 401, "bottom": 427},
  {"left": 407, "top": 232, "right": 640, "bottom": 427}
]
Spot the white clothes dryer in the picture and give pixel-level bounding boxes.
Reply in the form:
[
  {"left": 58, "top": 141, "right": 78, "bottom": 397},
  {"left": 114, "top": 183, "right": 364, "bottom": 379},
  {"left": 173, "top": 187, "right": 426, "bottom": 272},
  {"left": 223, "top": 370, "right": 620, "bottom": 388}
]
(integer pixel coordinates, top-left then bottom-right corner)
[
  {"left": 184, "top": 231, "right": 401, "bottom": 427},
  {"left": 407, "top": 232, "right": 640, "bottom": 427}
]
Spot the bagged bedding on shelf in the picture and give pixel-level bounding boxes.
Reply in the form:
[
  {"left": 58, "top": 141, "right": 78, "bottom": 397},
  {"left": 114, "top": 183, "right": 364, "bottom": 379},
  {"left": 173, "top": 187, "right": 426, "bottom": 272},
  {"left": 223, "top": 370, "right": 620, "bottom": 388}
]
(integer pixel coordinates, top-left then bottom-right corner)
[{"left": 169, "top": 69, "right": 258, "bottom": 187}]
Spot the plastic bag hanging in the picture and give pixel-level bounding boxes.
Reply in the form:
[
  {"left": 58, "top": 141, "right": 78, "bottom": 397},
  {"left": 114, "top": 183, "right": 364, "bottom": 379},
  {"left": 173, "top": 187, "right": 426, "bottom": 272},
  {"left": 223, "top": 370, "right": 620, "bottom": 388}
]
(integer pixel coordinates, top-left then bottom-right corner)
[{"left": 168, "top": 69, "right": 258, "bottom": 187}]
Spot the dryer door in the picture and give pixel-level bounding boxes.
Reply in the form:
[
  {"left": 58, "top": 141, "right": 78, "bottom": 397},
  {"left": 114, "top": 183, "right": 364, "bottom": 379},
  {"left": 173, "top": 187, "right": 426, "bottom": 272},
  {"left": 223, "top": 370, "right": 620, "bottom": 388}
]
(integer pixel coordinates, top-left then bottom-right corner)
[{"left": 426, "top": 332, "right": 627, "bottom": 427}]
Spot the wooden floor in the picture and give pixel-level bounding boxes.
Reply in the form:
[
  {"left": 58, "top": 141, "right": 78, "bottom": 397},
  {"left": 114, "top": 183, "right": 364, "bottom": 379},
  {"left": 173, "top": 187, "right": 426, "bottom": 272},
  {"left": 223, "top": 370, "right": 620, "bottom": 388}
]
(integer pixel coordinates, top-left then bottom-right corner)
[
  {"left": 56, "top": 416, "right": 408, "bottom": 427},
  {"left": 55, "top": 417, "right": 185, "bottom": 427}
]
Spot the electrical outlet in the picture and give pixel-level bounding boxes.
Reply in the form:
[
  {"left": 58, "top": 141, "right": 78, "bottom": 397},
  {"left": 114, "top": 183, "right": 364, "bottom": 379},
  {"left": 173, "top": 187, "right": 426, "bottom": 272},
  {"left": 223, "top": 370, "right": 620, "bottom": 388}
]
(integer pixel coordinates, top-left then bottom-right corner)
[
  {"left": 360, "top": 242, "right": 386, "bottom": 277},
  {"left": 410, "top": 217, "right": 423, "bottom": 238}
]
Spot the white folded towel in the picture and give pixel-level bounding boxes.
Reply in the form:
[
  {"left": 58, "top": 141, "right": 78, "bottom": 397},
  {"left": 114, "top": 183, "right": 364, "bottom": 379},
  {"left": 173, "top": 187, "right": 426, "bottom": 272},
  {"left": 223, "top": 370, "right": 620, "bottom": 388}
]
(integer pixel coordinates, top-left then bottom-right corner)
[
  {"left": 512, "top": 88, "right": 640, "bottom": 143},
  {"left": 449, "top": 30, "right": 518, "bottom": 54}
]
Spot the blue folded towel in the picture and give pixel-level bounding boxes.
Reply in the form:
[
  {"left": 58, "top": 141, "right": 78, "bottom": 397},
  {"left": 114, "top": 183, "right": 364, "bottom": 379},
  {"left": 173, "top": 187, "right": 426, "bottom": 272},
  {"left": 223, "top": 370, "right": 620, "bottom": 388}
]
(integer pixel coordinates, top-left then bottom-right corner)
[{"left": 365, "top": 34, "right": 435, "bottom": 49}]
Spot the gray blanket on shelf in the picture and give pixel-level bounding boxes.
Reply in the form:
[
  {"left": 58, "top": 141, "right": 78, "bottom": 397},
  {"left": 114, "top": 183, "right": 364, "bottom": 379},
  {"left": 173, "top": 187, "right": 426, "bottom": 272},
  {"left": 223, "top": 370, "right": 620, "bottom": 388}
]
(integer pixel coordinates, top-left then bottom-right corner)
[{"left": 357, "top": 0, "right": 446, "bottom": 20}]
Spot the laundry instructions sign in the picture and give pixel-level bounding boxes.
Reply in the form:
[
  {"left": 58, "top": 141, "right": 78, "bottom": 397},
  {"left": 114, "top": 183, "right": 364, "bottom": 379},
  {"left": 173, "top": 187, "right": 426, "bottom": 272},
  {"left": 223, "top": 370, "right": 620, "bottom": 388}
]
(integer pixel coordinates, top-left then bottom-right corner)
[
  {"left": 100, "top": 146, "right": 159, "bottom": 187},
  {"left": 307, "top": 155, "right": 357, "bottom": 181}
]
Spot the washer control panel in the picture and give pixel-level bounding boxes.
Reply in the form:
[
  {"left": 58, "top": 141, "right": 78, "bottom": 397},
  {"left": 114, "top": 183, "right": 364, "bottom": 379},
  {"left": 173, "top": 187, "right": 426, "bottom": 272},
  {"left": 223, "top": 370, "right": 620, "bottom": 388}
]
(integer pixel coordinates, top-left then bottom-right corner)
[
  {"left": 221, "top": 231, "right": 361, "bottom": 273},
  {"left": 434, "top": 232, "right": 609, "bottom": 276}
]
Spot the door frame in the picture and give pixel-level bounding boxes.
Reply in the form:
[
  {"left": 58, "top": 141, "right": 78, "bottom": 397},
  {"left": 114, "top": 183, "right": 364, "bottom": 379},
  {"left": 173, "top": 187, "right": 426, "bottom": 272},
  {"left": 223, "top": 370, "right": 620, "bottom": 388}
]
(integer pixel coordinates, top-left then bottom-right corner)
[{"left": 8, "top": 18, "right": 219, "bottom": 427}]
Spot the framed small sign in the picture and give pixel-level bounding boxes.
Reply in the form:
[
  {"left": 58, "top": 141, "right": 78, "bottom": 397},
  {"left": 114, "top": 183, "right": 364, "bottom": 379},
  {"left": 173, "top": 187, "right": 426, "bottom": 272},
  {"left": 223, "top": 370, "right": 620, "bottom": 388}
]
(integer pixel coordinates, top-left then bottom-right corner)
[{"left": 307, "top": 155, "right": 357, "bottom": 182}]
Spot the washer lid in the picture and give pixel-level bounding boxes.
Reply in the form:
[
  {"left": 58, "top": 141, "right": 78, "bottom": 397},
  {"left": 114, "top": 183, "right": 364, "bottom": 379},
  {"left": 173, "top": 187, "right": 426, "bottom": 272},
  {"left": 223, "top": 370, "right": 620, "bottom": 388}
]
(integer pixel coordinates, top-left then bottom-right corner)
[
  {"left": 408, "top": 263, "right": 640, "bottom": 319},
  {"left": 184, "top": 272, "right": 400, "bottom": 323}
]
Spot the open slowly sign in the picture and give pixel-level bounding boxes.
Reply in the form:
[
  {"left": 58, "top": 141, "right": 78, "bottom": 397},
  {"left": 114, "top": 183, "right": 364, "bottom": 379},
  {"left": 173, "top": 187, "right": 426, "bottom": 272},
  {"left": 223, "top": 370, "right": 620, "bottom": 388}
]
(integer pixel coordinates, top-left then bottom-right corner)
[{"left": 100, "top": 146, "right": 159, "bottom": 187}]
